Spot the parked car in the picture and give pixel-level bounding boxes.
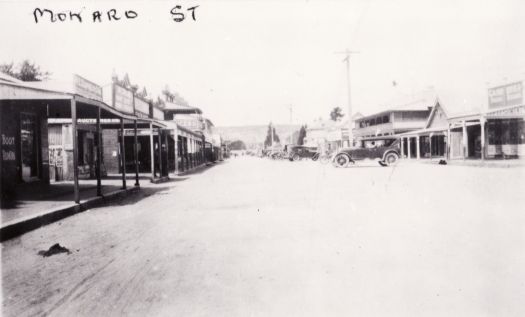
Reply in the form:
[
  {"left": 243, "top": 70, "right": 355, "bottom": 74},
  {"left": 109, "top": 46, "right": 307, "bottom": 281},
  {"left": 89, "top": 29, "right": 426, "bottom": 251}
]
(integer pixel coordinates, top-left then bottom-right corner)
[
  {"left": 288, "top": 145, "right": 318, "bottom": 161},
  {"left": 333, "top": 137, "right": 400, "bottom": 167}
]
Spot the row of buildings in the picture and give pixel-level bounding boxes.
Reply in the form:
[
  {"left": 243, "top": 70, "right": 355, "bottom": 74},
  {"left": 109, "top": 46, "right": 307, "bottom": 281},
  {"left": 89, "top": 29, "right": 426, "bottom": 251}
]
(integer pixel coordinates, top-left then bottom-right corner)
[
  {"left": 304, "top": 83, "right": 525, "bottom": 161},
  {"left": 0, "top": 71, "right": 225, "bottom": 205}
]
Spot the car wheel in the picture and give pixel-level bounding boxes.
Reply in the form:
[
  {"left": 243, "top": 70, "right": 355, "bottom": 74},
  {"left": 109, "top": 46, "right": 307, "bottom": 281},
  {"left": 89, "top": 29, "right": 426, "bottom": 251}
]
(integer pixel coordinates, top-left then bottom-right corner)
[
  {"left": 334, "top": 153, "right": 350, "bottom": 168},
  {"left": 293, "top": 154, "right": 300, "bottom": 161},
  {"left": 312, "top": 153, "right": 319, "bottom": 161},
  {"left": 384, "top": 152, "right": 399, "bottom": 166}
]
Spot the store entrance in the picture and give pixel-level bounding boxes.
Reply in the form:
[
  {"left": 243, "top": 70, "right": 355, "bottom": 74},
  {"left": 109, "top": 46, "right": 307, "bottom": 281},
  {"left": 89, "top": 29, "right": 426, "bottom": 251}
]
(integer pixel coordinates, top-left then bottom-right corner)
[
  {"left": 467, "top": 125, "right": 482, "bottom": 158},
  {"left": 20, "top": 113, "right": 39, "bottom": 182}
]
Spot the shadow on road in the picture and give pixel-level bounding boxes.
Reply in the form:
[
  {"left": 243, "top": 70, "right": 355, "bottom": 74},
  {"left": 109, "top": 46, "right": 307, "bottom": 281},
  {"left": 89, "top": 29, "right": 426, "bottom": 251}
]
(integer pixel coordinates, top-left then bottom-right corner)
[
  {"left": 107, "top": 186, "right": 174, "bottom": 207},
  {"left": 178, "top": 160, "right": 227, "bottom": 176}
]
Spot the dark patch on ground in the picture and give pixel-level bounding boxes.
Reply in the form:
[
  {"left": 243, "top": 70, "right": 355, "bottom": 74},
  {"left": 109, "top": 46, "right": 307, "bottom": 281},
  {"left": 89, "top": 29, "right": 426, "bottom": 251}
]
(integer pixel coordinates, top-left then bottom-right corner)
[{"left": 38, "top": 243, "right": 71, "bottom": 257}]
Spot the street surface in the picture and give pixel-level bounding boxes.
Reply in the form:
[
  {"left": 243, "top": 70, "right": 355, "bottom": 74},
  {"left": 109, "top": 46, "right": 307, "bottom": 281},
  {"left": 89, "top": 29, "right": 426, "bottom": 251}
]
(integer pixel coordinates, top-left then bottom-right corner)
[{"left": 2, "top": 157, "right": 525, "bottom": 316}]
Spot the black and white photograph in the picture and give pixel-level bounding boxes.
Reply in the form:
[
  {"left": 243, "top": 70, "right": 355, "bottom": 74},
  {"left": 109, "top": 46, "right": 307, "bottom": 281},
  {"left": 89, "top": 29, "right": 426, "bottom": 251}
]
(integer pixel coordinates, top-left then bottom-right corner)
[{"left": 1, "top": 0, "right": 525, "bottom": 316}]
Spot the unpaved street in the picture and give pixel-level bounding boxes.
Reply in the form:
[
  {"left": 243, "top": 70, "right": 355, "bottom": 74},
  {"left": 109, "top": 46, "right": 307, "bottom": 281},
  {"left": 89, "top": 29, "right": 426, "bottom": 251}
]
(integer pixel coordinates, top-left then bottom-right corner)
[{"left": 2, "top": 158, "right": 525, "bottom": 316}]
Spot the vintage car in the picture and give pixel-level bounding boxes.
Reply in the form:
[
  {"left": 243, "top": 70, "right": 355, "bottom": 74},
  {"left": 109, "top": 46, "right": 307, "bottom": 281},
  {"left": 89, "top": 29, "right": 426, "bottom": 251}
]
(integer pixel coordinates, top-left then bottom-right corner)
[
  {"left": 288, "top": 145, "right": 318, "bottom": 161},
  {"left": 333, "top": 137, "right": 401, "bottom": 167}
]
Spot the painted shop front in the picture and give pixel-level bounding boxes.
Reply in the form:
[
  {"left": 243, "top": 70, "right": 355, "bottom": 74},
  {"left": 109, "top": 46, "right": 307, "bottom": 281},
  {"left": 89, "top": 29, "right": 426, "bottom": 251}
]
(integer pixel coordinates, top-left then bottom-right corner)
[
  {"left": 446, "top": 81, "right": 525, "bottom": 160},
  {"left": 1, "top": 98, "right": 50, "bottom": 187},
  {"left": 1, "top": 73, "right": 149, "bottom": 207},
  {"left": 399, "top": 82, "right": 525, "bottom": 161},
  {"left": 448, "top": 104, "right": 525, "bottom": 160},
  {"left": 176, "top": 126, "right": 204, "bottom": 173},
  {"left": 100, "top": 74, "right": 168, "bottom": 180},
  {"left": 399, "top": 100, "right": 449, "bottom": 160},
  {"left": 47, "top": 120, "right": 101, "bottom": 181}
]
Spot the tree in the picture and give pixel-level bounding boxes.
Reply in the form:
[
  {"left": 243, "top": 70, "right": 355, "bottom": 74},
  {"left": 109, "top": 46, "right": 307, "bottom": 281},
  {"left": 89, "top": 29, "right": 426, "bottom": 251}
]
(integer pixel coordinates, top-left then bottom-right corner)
[
  {"left": 229, "top": 140, "right": 247, "bottom": 150},
  {"left": 264, "top": 123, "right": 280, "bottom": 147},
  {"left": 330, "top": 107, "right": 344, "bottom": 121},
  {"left": 297, "top": 125, "right": 307, "bottom": 145},
  {"left": 0, "top": 60, "right": 51, "bottom": 81},
  {"left": 0, "top": 62, "right": 15, "bottom": 76}
]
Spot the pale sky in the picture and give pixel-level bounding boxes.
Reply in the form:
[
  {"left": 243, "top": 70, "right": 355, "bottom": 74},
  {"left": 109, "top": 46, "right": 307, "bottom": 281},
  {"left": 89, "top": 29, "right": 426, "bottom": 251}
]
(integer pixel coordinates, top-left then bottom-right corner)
[{"left": 1, "top": 0, "right": 525, "bottom": 126}]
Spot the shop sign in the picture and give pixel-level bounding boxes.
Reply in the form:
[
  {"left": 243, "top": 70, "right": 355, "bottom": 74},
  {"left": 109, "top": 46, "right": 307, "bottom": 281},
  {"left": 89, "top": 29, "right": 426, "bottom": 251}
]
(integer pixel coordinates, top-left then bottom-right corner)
[
  {"left": 73, "top": 74, "right": 103, "bottom": 101},
  {"left": 487, "top": 104, "right": 525, "bottom": 117},
  {"left": 114, "top": 84, "right": 134, "bottom": 114},
  {"left": 135, "top": 97, "right": 150, "bottom": 117},
  {"left": 488, "top": 81, "right": 523, "bottom": 109},
  {"left": 76, "top": 118, "right": 120, "bottom": 124},
  {"left": 123, "top": 129, "right": 158, "bottom": 136},
  {"left": 2, "top": 133, "right": 16, "bottom": 161},
  {"left": 152, "top": 106, "right": 164, "bottom": 120}
]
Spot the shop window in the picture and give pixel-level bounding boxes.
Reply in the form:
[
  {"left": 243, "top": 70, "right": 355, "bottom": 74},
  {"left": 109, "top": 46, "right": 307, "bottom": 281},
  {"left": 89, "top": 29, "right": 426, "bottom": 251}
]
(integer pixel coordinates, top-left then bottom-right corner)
[
  {"left": 488, "top": 121, "right": 502, "bottom": 145},
  {"left": 507, "top": 120, "right": 519, "bottom": 144},
  {"left": 519, "top": 120, "right": 525, "bottom": 144},
  {"left": 383, "top": 115, "right": 390, "bottom": 123},
  {"left": 376, "top": 117, "right": 383, "bottom": 124}
]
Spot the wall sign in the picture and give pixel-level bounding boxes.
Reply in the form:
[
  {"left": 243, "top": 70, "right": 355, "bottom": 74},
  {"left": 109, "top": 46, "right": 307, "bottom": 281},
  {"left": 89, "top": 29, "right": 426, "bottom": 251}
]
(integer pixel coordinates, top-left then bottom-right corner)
[
  {"left": 2, "top": 133, "right": 16, "bottom": 161},
  {"left": 488, "top": 81, "right": 523, "bottom": 109},
  {"left": 73, "top": 74, "right": 103, "bottom": 101},
  {"left": 135, "top": 97, "right": 150, "bottom": 117},
  {"left": 152, "top": 106, "right": 164, "bottom": 120},
  {"left": 113, "top": 84, "right": 134, "bottom": 114}
]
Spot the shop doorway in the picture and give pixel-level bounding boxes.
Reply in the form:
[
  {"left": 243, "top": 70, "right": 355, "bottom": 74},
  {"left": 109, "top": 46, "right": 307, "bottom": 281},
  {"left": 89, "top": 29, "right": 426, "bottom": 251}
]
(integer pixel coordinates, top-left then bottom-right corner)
[
  {"left": 409, "top": 137, "right": 417, "bottom": 158},
  {"left": 124, "top": 135, "right": 151, "bottom": 173},
  {"left": 20, "top": 113, "right": 39, "bottom": 182},
  {"left": 431, "top": 135, "right": 446, "bottom": 157},
  {"left": 467, "top": 125, "right": 482, "bottom": 158}
]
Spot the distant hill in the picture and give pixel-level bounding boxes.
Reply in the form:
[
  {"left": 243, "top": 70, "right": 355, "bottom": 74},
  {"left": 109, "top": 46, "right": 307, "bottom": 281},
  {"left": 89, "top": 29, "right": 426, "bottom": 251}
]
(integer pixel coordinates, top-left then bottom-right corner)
[{"left": 215, "top": 124, "right": 301, "bottom": 148}]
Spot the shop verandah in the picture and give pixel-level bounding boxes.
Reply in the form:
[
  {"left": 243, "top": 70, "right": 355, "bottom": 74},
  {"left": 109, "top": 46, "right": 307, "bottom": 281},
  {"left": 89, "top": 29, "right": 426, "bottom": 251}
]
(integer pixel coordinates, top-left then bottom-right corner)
[
  {"left": 0, "top": 77, "right": 165, "bottom": 222},
  {"left": 400, "top": 129, "right": 447, "bottom": 160},
  {"left": 119, "top": 123, "right": 205, "bottom": 178},
  {"left": 399, "top": 104, "right": 525, "bottom": 161},
  {"left": 448, "top": 105, "right": 525, "bottom": 160}
]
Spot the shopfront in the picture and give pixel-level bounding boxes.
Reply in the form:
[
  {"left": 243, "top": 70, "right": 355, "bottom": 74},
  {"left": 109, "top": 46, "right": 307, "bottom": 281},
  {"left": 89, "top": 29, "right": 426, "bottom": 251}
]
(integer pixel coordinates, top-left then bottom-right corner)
[
  {"left": 1, "top": 74, "right": 147, "bottom": 207},
  {"left": 399, "top": 101, "right": 449, "bottom": 160},
  {"left": 1, "top": 100, "right": 49, "bottom": 191},
  {"left": 486, "top": 114, "right": 525, "bottom": 159}
]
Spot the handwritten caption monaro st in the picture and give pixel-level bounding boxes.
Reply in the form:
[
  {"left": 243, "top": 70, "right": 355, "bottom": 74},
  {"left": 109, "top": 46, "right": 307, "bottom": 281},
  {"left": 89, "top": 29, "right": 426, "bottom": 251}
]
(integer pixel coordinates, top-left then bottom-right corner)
[{"left": 32, "top": 5, "right": 199, "bottom": 23}]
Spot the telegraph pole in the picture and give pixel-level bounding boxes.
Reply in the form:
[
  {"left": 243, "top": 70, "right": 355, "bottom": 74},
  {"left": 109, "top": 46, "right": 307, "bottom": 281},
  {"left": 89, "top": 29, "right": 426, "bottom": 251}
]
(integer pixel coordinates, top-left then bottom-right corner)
[{"left": 335, "top": 49, "right": 359, "bottom": 147}]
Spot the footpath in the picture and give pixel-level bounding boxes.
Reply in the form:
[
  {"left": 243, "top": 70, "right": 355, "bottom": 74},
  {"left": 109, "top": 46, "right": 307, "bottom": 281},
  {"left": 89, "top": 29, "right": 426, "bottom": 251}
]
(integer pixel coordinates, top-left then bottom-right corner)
[
  {"left": 2, "top": 176, "right": 160, "bottom": 242},
  {"left": 0, "top": 163, "right": 222, "bottom": 242}
]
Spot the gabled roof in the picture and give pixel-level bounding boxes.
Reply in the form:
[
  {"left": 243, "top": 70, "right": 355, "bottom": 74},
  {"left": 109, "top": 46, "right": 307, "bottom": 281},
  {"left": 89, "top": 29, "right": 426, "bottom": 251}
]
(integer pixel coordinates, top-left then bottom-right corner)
[{"left": 424, "top": 98, "right": 449, "bottom": 129}]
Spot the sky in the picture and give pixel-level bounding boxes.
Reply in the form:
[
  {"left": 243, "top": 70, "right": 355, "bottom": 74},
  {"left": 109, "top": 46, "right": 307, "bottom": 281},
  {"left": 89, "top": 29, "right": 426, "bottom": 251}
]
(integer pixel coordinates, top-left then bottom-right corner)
[{"left": 1, "top": 0, "right": 525, "bottom": 126}]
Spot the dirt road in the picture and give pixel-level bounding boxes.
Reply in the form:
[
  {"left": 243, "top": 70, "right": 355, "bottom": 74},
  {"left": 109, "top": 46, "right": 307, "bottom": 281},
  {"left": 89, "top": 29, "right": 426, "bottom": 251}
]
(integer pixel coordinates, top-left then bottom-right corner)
[{"left": 2, "top": 158, "right": 525, "bottom": 316}]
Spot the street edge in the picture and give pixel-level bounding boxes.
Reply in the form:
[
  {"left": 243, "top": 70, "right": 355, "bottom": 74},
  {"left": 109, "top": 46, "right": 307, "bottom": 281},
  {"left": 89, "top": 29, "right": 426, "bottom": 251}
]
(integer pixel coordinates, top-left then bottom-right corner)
[{"left": 0, "top": 187, "right": 140, "bottom": 242}]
